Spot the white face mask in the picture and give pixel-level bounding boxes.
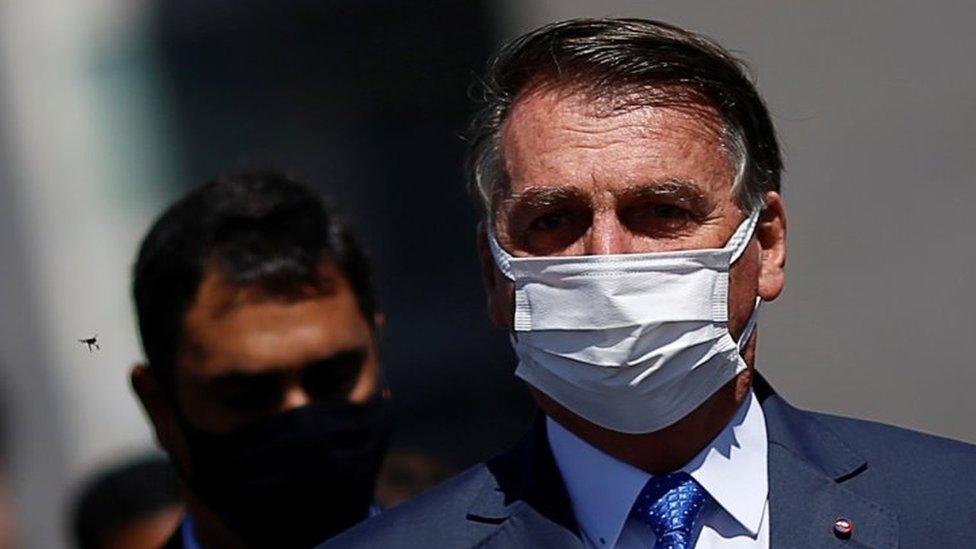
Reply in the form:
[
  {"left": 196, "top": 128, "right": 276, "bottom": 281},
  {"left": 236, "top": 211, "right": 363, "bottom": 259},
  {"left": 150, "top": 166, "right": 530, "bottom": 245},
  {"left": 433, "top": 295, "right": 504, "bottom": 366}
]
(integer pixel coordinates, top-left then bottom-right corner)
[{"left": 488, "top": 210, "right": 762, "bottom": 434}]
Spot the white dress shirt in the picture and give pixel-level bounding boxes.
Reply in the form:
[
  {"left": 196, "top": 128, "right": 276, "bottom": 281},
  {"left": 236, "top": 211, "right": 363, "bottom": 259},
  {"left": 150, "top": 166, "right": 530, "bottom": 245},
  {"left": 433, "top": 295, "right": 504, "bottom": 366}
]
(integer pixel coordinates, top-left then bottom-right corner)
[{"left": 547, "top": 389, "right": 769, "bottom": 548}]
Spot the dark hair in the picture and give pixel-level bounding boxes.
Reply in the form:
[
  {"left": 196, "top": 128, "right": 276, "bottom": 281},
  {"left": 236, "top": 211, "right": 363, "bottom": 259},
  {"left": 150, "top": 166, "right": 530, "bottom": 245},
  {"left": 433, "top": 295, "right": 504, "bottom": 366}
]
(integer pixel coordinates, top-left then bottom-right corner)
[
  {"left": 466, "top": 18, "right": 782, "bottom": 215},
  {"left": 133, "top": 170, "right": 375, "bottom": 384},
  {"left": 71, "top": 455, "right": 182, "bottom": 549}
]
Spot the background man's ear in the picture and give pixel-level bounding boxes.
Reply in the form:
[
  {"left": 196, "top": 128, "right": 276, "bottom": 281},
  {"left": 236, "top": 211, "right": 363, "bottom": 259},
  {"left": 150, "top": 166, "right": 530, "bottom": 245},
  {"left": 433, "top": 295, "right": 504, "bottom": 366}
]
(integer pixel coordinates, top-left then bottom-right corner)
[
  {"left": 757, "top": 191, "right": 787, "bottom": 302},
  {"left": 130, "top": 364, "right": 178, "bottom": 455}
]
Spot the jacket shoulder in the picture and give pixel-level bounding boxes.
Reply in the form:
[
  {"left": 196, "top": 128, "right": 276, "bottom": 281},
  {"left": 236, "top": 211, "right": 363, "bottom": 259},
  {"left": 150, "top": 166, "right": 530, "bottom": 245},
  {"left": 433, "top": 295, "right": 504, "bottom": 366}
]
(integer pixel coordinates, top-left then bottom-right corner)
[
  {"left": 813, "top": 411, "right": 976, "bottom": 475},
  {"left": 812, "top": 412, "right": 976, "bottom": 539},
  {"left": 322, "top": 463, "right": 498, "bottom": 548}
]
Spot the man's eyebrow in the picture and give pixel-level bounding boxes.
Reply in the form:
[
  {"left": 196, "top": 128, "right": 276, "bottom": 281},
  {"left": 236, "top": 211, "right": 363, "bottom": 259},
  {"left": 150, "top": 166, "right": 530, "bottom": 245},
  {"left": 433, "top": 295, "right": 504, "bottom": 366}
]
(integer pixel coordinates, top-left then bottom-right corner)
[
  {"left": 202, "top": 347, "right": 369, "bottom": 385},
  {"left": 305, "top": 347, "right": 368, "bottom": 371},
  {"left": 615, "top": 179, "right": 710, "bottom": 208},
  {"left": 504, "top": 186, "right": 589, "bottom": 209},
  {"left": 203, "top": 370, "right": 282, "bottom": 391}
]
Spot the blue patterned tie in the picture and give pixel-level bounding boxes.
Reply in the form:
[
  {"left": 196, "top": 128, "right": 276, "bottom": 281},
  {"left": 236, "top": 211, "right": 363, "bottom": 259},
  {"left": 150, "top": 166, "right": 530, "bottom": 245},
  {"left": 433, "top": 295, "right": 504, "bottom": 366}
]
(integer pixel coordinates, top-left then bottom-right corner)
[{"left": 631, "top": 472, "right": 708, "bottom": 549}]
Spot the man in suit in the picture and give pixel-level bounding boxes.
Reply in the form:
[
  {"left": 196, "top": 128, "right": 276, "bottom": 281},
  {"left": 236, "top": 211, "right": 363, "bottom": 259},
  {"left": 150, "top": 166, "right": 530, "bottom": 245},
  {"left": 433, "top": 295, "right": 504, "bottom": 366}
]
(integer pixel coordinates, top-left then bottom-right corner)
[
  {"left": 131, "top": 171, "right": 391, "bottom": 548},
  {"left": 327, "top": 18, "right": 976, "bottom": 548}
]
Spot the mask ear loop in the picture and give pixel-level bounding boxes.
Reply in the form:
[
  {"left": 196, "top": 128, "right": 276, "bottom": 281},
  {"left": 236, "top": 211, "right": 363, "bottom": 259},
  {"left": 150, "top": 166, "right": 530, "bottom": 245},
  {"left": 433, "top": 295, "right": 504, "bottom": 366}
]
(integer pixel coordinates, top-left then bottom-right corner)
[
  {"left": 737, "top": 297, "right": 763, "bottom": 351},
  {"left": 486, "top": 225, "right": 516, "bottom": 281},
  {"left": 486, "top": 225, "right": 520, "bottom": 339},
  {"left": 728, "top": 209, "right": 762, "bottom": 264},
  {"left": 730, "top": 209, "right": 764, "bottom": 350}
]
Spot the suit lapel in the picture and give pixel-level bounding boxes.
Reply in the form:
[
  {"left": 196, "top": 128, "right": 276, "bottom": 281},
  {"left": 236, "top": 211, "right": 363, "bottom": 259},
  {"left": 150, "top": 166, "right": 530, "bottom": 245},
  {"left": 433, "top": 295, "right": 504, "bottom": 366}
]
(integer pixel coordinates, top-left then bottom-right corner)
[
  {"left": 466, "top": 416, "right": 584, "bottom": 548},
  {"left": 767, "top": 445, "right": 898, "bottom": 548},
  {"left": 474, "top": 507, "right": 584, "bottom": 548},
  {"left": 466, "top": 377, "right": 900, "bottom": 548},
  {"left": 757, "top": 376, "right": 899, "bottom": 548}
]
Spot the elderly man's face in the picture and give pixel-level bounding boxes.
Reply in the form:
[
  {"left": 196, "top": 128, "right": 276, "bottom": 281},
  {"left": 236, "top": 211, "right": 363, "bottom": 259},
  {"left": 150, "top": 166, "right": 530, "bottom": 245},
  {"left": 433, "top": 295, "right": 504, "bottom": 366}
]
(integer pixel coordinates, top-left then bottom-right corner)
[{"left": 482, "top": 86, "right": 786, "bottom": 344}]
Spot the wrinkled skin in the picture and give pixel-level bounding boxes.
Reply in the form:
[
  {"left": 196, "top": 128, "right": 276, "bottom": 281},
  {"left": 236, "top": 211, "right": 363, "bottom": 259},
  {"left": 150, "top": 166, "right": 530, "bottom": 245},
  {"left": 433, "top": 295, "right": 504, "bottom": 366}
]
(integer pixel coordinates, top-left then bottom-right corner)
[{"left": 478, "top": 86, "right": 787, "bottom": 473}]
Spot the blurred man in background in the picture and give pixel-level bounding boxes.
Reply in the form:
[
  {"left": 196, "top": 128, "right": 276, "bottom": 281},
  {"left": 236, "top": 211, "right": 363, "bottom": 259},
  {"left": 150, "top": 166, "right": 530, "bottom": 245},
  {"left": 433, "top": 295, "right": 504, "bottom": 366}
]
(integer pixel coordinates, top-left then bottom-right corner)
[
  {"left": 71, "top": 455, "right": 183, "bottom": 549},
  {"left": 131, "top": 171, "right": 392, "bottom": 548},
  {"left": 328, "top": 18, "right": 976, "bottom": 548}
]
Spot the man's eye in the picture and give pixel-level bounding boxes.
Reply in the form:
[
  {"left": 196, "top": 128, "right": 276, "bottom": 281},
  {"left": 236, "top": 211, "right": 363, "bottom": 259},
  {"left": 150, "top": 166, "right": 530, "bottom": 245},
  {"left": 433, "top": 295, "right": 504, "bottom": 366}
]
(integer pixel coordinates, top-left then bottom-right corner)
[
  {"left": 648, "top": 203, "right": 689, "bottom": 219},
  {"left": 530, "top": 212, "right": 568, "bottom": 231},
  {"left": 221, "top": 385, "right": 279, "bottom": 411},
  {"left": 303, "top": 352, "right": 366, "bottom": 401},
  {"left": 620, "top": 201, "right": 697, "bottom": 237}
]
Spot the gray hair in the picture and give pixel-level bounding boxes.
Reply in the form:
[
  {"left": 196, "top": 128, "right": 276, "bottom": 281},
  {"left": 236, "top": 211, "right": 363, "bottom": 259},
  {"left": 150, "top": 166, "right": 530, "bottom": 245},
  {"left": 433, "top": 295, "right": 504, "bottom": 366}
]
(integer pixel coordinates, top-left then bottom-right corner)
[{"left": 465, "top": 18, "right": 782, "bottom": 217}]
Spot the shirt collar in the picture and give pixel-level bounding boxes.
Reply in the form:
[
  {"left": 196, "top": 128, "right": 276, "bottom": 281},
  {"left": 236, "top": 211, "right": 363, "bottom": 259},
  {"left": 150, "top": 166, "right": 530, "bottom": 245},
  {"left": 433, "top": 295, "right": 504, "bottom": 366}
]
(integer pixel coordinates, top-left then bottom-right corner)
[
  {"left": 684, "top": 388, "right": 768, "bottom": 536},
  {"left": 547, "top": 389, "right": 768, "bottom": 548}
]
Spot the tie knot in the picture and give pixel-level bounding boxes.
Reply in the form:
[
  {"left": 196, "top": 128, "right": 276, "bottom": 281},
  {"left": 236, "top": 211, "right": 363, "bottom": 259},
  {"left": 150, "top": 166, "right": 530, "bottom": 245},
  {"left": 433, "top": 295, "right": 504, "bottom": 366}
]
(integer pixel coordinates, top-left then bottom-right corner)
[{"left": 631, "top": 472, "right": 708, "bottom": 546}]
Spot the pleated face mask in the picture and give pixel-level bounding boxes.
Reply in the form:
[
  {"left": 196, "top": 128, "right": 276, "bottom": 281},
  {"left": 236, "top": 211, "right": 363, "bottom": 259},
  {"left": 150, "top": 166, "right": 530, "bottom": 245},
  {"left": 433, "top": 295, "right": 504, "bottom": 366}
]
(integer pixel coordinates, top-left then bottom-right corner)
[{"left": 488, "top": 209, "right": 762, "bottom": 434}]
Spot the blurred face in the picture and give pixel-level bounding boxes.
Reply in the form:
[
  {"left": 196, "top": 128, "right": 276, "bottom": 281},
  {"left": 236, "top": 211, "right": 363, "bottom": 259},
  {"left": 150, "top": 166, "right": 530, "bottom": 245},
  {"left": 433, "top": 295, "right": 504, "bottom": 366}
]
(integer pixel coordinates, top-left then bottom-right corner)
[
  {"left": 174, "top": 263, "right": 381, "bottom": 434},
  {"left": 132, "top": 262, "right": 389, "bottom": 546},
  {"left": 479, "top": 86, "right": 786, "bottom": 415}
]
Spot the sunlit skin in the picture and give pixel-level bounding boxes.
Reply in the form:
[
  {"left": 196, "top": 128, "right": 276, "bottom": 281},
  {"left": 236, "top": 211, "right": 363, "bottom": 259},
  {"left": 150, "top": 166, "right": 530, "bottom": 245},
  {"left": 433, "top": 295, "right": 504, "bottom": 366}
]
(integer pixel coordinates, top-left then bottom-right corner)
[
  {"left": 101, "top": 505, "right": 184, "bottom": 549},
  {"left": 0, "top": 470, "right": 14, "bottom": 549},
  {"left": 478, "top": 85, "right": 787, "bottom": 474},
  {"left": 132, "top": 262, "right": 381, "bottom": 547}
]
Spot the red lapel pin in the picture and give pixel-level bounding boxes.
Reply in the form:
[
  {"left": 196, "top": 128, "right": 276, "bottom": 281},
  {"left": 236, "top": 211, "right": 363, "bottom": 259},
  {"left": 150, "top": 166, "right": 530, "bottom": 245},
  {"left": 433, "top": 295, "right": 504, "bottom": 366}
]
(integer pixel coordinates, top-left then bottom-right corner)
[{"left": 833, "top": 517, "right": 854, "bottom": 539}]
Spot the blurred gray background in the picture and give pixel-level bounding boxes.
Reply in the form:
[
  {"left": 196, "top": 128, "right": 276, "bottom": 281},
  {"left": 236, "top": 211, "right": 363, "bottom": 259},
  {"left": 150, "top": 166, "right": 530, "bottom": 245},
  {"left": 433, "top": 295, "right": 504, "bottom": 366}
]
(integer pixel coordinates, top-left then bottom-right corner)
[{"left": 0, "top": 1, "right": 973, "bottom": 546}]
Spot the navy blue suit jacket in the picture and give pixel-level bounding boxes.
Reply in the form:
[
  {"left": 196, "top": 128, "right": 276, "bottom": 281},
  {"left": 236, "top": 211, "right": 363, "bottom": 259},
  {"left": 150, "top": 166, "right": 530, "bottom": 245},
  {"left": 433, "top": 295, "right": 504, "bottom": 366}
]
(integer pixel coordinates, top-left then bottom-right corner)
[{"left": 325, "top": 376, "right": 976, "bottom": 547}]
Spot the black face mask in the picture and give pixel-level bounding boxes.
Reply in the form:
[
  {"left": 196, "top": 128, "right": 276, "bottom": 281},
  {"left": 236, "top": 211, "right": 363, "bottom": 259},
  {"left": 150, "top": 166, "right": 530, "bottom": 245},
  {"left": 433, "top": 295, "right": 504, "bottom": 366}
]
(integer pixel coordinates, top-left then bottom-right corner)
[{"left": 177, "top": 397, "right": 392, "bottom": 548}]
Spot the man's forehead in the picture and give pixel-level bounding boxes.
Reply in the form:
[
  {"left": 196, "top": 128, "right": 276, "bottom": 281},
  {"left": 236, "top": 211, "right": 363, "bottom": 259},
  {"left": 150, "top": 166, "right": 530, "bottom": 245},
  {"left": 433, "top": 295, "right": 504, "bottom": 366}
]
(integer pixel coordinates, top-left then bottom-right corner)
[
  {"left": 502, "top": 84, "right": 728, "bottom": 144},
  {"left": 191, "top": 263, "right": 345, "bottom": 316},
  {"left": 497, "top": 87, "right": 735, "bottom": 205},
  {"left": 177, "top": 267, "right": 369, "bottom": 375}
]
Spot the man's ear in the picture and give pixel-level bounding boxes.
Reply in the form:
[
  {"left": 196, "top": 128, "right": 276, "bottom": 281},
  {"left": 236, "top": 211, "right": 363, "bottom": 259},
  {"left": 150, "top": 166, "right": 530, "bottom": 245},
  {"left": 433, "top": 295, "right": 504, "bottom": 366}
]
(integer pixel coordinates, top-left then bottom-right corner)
[
  {"left": 757, "top": 191, "right": 787, "bottom": 301},
  {"left": 476, "top": 223, "right": 514, "bottom": 329},
  {"left": 131, "top": 363, "right": 179, "bottom": 455}
]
